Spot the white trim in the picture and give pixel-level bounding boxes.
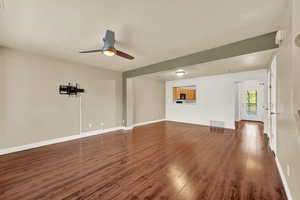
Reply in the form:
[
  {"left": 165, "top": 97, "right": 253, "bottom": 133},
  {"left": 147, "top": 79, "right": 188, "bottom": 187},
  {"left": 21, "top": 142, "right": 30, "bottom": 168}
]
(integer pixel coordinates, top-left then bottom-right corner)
[
  {"left": 122, "top": 119, "right": 166, "bottom": 130},
  {"left": 133, "top": 119, "right": 165, "bottom": 127},
  {"left": 82, "top": 127, "right": 123, "bottom": 137},
  {"left": 0, "top": 126, "right": 123, "bottom": 155},
  {"left": 0, "top": 134, "right": 82, "bottom": 155},
  {"left": 275, "top": 156, "right": 294, "bottom": 200},
  {"left": 166, "top": 119, "right": 203, "bottom": 125},
  {"left": 0, "top": 120, "right": 166, "bottom": 155},
  {"left": 166, "top": 119, "right": 235, "bottom": 129},
  {"left": 123, "top": 126, "right": 133, "bottom": 130}
]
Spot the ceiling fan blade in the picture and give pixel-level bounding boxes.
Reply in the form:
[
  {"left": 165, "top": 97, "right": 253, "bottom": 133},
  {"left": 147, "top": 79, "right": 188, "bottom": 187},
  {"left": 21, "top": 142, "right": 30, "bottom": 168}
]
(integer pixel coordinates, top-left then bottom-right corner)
[
  {"left": 116, "top": 50, "right": 134, "bottom": 60},
  {"left": 79, "top": 49, "right": 102, "bottom": 53}
]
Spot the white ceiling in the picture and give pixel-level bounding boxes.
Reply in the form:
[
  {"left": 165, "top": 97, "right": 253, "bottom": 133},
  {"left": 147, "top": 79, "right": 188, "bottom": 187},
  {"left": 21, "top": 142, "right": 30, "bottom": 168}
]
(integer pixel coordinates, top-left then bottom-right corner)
[
  {"left": 0, "top": 0, "right": 286, "bottom": 71},
  {"left": 146, "top": 50, "right": 276, "bottom": 81}
]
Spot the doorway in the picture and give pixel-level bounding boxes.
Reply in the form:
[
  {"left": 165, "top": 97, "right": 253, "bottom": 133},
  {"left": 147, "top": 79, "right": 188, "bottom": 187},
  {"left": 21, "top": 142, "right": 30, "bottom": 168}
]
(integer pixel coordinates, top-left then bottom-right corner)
[{"left": 239, "top": 81, "right": 265, "bottom": 122}]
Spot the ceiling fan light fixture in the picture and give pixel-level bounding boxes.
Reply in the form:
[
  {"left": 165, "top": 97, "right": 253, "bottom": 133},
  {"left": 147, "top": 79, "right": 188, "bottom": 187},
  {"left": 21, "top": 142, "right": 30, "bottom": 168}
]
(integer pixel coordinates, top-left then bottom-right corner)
[
  {"left": 103, "top": 49, "right": 116, "bottom": 56},
  {"left": 79, "top": 30, "right": 134, "bottom": 60},
  {"left": 175, "top": 69, "right": 186, "bottom": 77}
]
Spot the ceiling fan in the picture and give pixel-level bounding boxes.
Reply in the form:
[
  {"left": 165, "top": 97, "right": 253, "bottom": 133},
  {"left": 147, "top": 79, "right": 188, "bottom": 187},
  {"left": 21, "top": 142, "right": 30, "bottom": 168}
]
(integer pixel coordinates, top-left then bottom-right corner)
[{"left": 79, "top": 30, "right": 134, "bottom": 60}]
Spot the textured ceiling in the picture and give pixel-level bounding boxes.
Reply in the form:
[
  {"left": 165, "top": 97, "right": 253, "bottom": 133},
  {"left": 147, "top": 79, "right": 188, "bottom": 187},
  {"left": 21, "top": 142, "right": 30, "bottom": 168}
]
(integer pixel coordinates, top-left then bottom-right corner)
[
  {"left": 0, "top": 0, "right": 286, "bottom": 71},
  {"left": 146, "top": 50, "right": 276, "bottom": 81}
]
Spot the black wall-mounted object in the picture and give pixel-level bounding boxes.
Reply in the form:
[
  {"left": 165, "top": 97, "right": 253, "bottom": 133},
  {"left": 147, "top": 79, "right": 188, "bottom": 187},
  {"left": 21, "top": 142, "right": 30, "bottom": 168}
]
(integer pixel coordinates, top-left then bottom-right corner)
[{"left": 59, "top": 83, "right": 85, "bottom": 96}]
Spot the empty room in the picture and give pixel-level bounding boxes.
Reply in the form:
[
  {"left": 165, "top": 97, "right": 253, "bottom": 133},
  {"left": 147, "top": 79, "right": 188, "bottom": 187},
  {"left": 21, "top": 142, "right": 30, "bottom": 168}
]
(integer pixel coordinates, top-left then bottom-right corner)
[{"left": 0, "top": 0, "right": 300, "bottom": 200}]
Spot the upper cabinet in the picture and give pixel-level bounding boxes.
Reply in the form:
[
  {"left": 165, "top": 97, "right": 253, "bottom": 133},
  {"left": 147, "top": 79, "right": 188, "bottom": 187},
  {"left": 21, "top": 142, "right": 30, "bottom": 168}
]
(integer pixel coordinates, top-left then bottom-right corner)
[
  {"left": 173, "top": 86, "right": 196, "bottom": 102},
  {"left": 187, "top": 89, "right": 196, "bottom": 100}
]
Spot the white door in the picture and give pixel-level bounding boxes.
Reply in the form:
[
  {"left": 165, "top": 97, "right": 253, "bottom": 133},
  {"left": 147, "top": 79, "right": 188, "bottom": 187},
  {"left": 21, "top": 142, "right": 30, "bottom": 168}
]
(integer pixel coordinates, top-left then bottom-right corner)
[
  {"left": 240, "top": 81, "right": 264, "bottom": 122},
  {"left": 269, "top": 56, "right": 277, "bottom": 153}
]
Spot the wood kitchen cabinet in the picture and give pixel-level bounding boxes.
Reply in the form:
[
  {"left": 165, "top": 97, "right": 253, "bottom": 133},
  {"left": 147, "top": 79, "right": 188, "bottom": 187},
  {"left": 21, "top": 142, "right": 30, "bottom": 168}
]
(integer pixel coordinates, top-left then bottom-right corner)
[
  {"left": 173, "top": 87, "right": 196, "bottom": 100},
  {"left": 186, "top": 90, "right": 196, "bottom": 100},
  {"left": 187, "top": 90, "right": 192, "bottom": 100},
  {"left": 173, "top": 88, "right": 180, "bottom": 100},
  {"left": 191, "top": 90, "right": 196, "bottom": 100}
]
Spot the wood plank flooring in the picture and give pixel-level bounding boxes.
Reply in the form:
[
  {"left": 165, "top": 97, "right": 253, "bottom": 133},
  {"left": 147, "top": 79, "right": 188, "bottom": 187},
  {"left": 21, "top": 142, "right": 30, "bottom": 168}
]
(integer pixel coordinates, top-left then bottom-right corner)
[{"left": 0, "top": 121, "right": 287, "bottom": 200}]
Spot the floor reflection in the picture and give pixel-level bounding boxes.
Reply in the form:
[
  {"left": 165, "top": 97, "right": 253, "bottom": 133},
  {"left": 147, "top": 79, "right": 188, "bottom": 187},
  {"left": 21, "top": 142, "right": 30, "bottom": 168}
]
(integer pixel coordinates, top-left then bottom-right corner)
[{"left": 0, "top": 121, "right": 286, "bottom": 200}]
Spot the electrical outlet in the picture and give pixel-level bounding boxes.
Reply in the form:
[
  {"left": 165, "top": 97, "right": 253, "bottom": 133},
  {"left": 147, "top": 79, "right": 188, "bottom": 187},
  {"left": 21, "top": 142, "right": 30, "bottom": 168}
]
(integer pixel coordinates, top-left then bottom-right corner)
[
  {"left": 287, "top": 164, "right": 290, "bottom": 177},
  {"left": 88, "top": 123, "right": 92, "bottom": 128}
]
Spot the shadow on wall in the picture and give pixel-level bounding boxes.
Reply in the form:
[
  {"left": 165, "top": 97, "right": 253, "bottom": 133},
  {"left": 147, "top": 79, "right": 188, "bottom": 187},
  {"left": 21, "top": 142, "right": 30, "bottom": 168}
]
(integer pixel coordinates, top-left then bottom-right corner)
[{"left": 297, "top": 110, "right": 300, "bottom": 136}]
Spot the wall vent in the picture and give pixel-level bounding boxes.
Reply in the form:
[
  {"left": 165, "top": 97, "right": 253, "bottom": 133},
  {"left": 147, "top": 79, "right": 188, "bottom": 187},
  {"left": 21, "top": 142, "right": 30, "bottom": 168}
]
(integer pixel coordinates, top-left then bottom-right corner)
[
  {"left": 210, "top": 120, "right": 225, "bottom": 133},
  {"left": 210, "top": 120, "right": 225, "bottom": 128}
]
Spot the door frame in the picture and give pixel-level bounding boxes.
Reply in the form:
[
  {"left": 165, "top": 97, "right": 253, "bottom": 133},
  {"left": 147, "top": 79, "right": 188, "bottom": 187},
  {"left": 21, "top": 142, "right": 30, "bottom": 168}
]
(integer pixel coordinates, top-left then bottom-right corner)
[
  {"left": 269, "top": 56, "right": 277, "bottom": 154},
  {"left": 238, "top": 80, "right": 265, "bottom": 122}
]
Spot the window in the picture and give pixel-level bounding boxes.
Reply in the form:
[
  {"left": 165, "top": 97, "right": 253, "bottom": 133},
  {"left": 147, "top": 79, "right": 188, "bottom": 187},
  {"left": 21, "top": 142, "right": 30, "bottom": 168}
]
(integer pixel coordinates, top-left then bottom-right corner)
[{"left": 246, "top": 90, "right": 257, "bottom": 115}]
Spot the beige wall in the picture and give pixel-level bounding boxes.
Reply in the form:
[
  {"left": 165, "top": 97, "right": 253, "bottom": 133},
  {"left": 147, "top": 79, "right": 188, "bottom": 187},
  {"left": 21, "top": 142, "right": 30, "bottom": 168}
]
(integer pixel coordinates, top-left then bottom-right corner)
[
  {"left": 0, "top": 47, "right": 123, "bottom": 149},
  {"left": 133, "top": 76, "right": 165, "bottom": 124},
  {"left": 292, "top": 0, "right": 300, "bottom": 123},
  {"left": 276, "top": 0, "right": 300, "bottom": 199},
  {"left": 126, "top": 78, "right": 135, "bottom": 126},
  {"left": 126, "top": 76, "right": 165, "bottom": 126}
]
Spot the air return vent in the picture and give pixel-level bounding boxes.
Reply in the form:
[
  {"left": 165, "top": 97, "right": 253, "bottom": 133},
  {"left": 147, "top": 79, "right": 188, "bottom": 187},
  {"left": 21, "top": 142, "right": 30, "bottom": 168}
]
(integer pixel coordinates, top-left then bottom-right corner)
[{"left": 210, "top": 120, "right": 225, "bottom": 133}]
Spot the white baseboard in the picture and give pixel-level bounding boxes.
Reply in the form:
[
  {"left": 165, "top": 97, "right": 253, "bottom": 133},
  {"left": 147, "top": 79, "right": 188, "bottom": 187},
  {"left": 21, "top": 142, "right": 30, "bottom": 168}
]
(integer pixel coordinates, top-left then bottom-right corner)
[
  {"left": 275, "top": 156, "right": 294, "bottom": 200},
  {"left": 0, "top": 126, "right": 123, "bottom": 156},
  {"left": 82, "top": 127, "right": 123, "bottom": 137},
  {"left": 122, "top": 126, "right": 133, "bottom": 130},
  {"left": 122, "top": 119, "right": 165, "bottom": 130},
  {"left": 166, "top": 119, "right": 235, "bottom": 129},
  {"left": 133, "top": 119, "right": 165, "bottom": 127},
  {"left": 0, "top": 134, "right": 82, "bottom": 156},
  {"left": 0, "top": 120, "right": 166, "bottom": 155}
]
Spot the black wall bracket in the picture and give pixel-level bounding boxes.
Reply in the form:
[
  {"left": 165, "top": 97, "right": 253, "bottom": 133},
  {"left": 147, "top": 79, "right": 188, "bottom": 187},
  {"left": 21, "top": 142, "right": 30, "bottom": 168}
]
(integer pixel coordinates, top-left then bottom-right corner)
[{"left": 59, "top": 83, "right": 85, "bottom": 96}]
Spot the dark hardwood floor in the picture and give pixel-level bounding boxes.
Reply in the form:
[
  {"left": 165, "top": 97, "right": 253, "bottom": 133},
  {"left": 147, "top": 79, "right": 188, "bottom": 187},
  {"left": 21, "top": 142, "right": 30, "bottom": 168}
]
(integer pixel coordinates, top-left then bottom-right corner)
[{"left": 0, "top": 121, "right": 287, "bottom": 200}]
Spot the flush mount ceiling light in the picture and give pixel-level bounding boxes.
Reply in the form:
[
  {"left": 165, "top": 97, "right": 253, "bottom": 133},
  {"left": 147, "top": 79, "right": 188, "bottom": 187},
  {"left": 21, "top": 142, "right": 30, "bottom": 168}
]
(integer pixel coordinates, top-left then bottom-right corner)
[{"left": 175, "top": 69, "right": 186, "bottom": 77}]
